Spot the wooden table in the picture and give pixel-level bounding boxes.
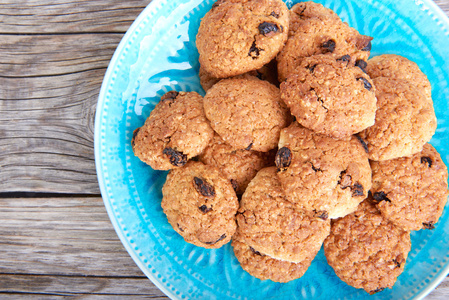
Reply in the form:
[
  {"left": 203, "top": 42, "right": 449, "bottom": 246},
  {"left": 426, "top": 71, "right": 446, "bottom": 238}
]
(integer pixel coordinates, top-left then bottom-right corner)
[{"left": 0, "top": 0, "right": 448, "bottom": 298}]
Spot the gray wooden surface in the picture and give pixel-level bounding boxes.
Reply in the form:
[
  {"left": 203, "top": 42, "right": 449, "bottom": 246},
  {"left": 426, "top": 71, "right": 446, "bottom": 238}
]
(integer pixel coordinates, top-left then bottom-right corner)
[{"left": 0, "top": 0, "right": 448, "bottom": 298}]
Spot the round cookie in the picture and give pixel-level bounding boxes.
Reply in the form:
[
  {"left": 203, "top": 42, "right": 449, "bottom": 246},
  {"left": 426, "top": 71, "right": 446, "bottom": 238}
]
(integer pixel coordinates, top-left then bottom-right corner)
[
  {"left": 289, "top": 1, "right": 341, "bottom": 35},
  {"left": 366, "top": 54, "right": 432, "bottom": 101},
  {"left": 275, "top": 123, "right": 372, "bottom": 219},
  {"left": 280, "top": 55, "right": 377, "bottom": 139},
  {"left": 236, "top": 167, "right": 330, "bottom": 263},
  {"left": 370, "top": 143, "right": 449, "bottom": 231},
  {"left": 199, "top": 134, "right": 274, "bottom": 195},
  {"left": 132, "top": 91, "right": 214, "bottom": 170},
  {"left": 232, "top": 239, "right": 314, "bottom": 283},
  {"left": 203, "top": 77, "right": 290, "bottom": 152},
  {"left": 196, "top": 0, "right": 289, "bottom": 78},
  {"left": 277, "top": 14, "right": 372, "bottom": 82},
  {"left": 161, "top": 161, "right": 239, "bottom": 248},
  {"left": 199, "top": 60, "right": 279, "bottom": 92},
  {"left": 324, "top": 199, "right": 411, "bottom": 295},
  {"left": 358, "top": 77, "right": 437, "bottom": 161}
]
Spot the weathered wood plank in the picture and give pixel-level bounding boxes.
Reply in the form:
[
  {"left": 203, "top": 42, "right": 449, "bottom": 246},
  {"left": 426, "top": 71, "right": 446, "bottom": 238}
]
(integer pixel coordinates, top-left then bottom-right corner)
[
  {"left": 0, "top": 274, "right": 167, "bottom": 299},
  {"left": 0, "top": 197, "right": 143, "bottom": 276},
  {"left": 0, "top": 0, "right": 152, "bottom": 34}
]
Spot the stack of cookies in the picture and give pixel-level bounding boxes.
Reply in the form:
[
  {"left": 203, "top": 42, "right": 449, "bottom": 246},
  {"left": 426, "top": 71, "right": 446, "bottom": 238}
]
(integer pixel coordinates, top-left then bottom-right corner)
[{"left": 131, "top": 0, "right": 449, "bottom": 295}]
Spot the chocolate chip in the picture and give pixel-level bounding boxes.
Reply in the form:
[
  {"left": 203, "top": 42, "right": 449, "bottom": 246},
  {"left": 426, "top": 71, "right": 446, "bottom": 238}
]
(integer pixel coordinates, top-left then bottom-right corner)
[
  {"left": 361, "top": 40, "right": 372, "bottom": 51},
  {"left": 245, "top": 143, "right": 253, "bottom": 151},
  {"left": 230, "top": 179, "right": 239, "bottom": 193},
  {"left": 306, "top": 63, "right": 317, "bottom": 73},
  {"left": 275, "top": 147, "right": 292, "bottom": 171},
  {"left": 314, "top": 210, "right": 329, "bottom": 220},
  {"left": 337, "top": 55, "right": 351, "bottom": 63},
  {"left": 161, "top": 91, "right": 179, "bottom": 103},
  {"left": 352, "top": 182, "right": 364, "bottom": 197},
  {"left": 250, "top": 246, "right": 262, "bottom": 256},
  {"left": 193, "top": 177, "right": 215, "bottom": 197},
  {"left": 355, "top": 135, "right": 369, "bottom": 153},
  {"left": 249, "top": 41, "right": 262, "bottom": 59},
  {"left": 204, "top": 234, "right": 227, "bottom": 245},
  {"left": 421, "top": 156, "right": 433, "bottom": 167},
  {"left": 258, "top": 22, "right": 281, "bottom": 36},
  {"left": 211, "top": 0, "right": 225, "bottom": 9},
  {"left": 372, "top": 191, "right": 391, "bottom": 203},
  {"left": 270, "top": 11, "right": 280, "bottom": 18},
  {"left": 198, "top": 205, "right": 212, "bottom": 213},
  {"left": 163, "top": 148, "right": 187, "bottom": 167},
  {"left": 355, "top": 60, "right": 368, "bottom": 73},
  {"left": 321, "top": 39, "right": 336, "bottom": 53},
  {"left": 131, "top": 127, "right": 140, "bottom": 147},
  {"left": 423, "top": 222, "right": 435, "bottom": 229},
  {"left": 357, "top": 77, "right": 372, "bottom": 91},
  {"left": 370, "top": 287, "right": 385, "bottom": 294}
]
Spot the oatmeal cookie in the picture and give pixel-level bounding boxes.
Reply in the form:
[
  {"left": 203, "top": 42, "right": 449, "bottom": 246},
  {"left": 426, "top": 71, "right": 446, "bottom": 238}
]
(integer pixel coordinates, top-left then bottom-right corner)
[
  {"left": 358, "top": 77, "right": 437, "bottom": 161},
  {"left": 199, "top": 134, "right": 274, "bottom": 194},
  {"left": 289, "top": 1, "right": 341, "bottom": 35},
  {"left": 132, "top": 91, "right": 214, "bottom": 170},
  {"left": 276, "top": 123, "right": 372, "bottom": 219},
  {"left": 370, "top": 143, "right": 449, "bottom": 231},
  {"left": 196, "top": 0, "right": 289, "bottom": 78},
  {"left": 324, "top": 199, "right": 411, "bottom": 294},
  {"left": 161, "top": 161, "right": 239, "bottom": 248},
  {"left": 232, "top": 239, "right": 313, "bottom": 282},
  {"left": 203, "top": 77, "right": 290, "bottom": 152},
  {"left": 280, "top": 55, "right": 377, "bottom": 139},
  {"left": 236, "top": 167, "right": 330, "bottom": 263}
]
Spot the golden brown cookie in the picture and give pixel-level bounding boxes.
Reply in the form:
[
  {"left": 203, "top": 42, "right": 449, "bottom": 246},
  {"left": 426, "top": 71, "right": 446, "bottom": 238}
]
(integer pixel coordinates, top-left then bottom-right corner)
[
  {"left": 203, "top": 77, "right": 290, "bottom": 152},
  {"left": 161, "top": 161, "right": 239, "bottom": 248},
  {"left": 324, "top": 199, "right": 411, "bottom": 295},
  {"left": 280, "top": 55, "right": 377, "bottom": 139},
  {"left": 366, "top": 54, "right": 432, "bottom": 101},
  {"left": 370, "top": 143, "right": 449, "bottom": 231},
  {"left": 288, "top": 1, "right": 341, "bottom": 35},
  {"left": 199, "top": 134, "right": 274, "bottom": 194},
  {"left": 232, "top": 239, "right": 313, "bottom": 283},
  {"left": 131, "top": 91, "right": 214, "bottom": 170},
  {"left": 277, "top": 11, "right": 372, "bottom": 82},
  {"left": 275, "top": 123, "right": 372, "bottom": 219},
  {"left": 236, "top": 167, "right": 330, "bottom": 263},
  {"left": 196, "top": 0, "right": 289, "bottom": 78},
  {"left": 358, "top": 77, "right": 437, "bottom": 161}
]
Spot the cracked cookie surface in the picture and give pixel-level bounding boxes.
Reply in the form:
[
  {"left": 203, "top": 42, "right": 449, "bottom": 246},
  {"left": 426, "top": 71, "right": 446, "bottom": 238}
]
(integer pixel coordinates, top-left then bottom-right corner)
[
  {"left": 203, "top": 77, "right": 290, "bottom": 152},
  {"left": 131, "top": 91, "right": 214, "bottom": 170},
  {"left": 196, "top": 0, "right": 289, "bottom": 78},
  {"left": 370, "top": 143, "right": 449, "bottom": 231},
  {"left": 280, "top": 55, "right": 377, "bottom": 139},
  {"left": 276, "top": 123, "right": 372, "bottom": 219},
  {"left": 161, "top": 161, "right": 239, "bottom": 248},
  {"left": 324, "top": 199, "right": 411, "bottom": 294},
  {"left": 235, "top": 167, "right": 330, "bottom": 263},
  {"left": 358, "top": 77, "right": 436, "bottom": 161}
]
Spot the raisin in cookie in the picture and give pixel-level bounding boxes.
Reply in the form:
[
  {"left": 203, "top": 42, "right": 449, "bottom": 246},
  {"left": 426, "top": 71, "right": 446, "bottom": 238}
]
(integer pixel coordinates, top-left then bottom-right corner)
[
  {"left": 235, "top": 167, "right": 330, "bottom": 263},
  {"left": 324, "top": 199, "right": 411, "bottom": 295},
  {"left": 161, "top": 161, "right": 239, "bottom": 248},
  {"left": 276, "top": 123, "right": 372, "bottom": 219},
  {"left": 280, "top": 55, "right": 376, "bottom": 139},
  {"left": 277, "top": 12, "right": 372, "bottom": 82},
  {"left": 132, "top": 91, "right": 214, "bottom": 170},
  {"left": 203, "top": 77, "right": 290, "bottom": 152},
  {"left": 199, "top": 134, "right": 274, "bottom": 194},
  {"left": 196, "top": 0, "right": 289, "bottom": 78},
  {"left": 232, "top": 239, "right": 314, "bottom": 282},
  {"left": 358, "top": 77, "right": 437, "bottom": 161},
  {"left": 370, "top": 143, "right": 449, "bottom": 231},
  {"left": 366, "top": 54, "right": 432, "bottom": 101}
]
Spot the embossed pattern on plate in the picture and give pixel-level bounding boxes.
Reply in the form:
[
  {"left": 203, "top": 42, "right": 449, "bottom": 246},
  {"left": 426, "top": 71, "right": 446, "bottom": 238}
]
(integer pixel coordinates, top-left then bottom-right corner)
[{"left": 95, "top": 0, "right": 449, "bottom": 299}]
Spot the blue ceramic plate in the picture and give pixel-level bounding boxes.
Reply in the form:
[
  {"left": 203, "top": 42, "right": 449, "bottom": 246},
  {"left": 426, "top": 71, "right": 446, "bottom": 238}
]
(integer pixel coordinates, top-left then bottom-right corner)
[{"left": 95, "top": 0, "right": 449, "bottom": 299}]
